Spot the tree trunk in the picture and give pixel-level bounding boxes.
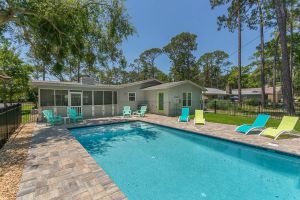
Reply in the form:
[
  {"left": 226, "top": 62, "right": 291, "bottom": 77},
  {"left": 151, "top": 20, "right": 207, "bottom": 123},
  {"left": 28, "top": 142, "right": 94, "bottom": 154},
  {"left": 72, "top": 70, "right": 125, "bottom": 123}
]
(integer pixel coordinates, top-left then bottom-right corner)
[
  {"left": 289, "top": 24, "right": 293, "bottom": 78},
  {"left": 289, "top": 3, "right": 294, "bottom": 94},
  {"left": 273, "top": 36, "right": 279, "bottom": 105},
  {"left": 274, "top": 0, "right": 295, "bottom": 114},
  {"left": 237, "top": 5, "right": 242, "bottom": 105},
  {"left": 77, "top": 63, "right": 81, "bottom": 83},
  {"left": 69, "top": 65, "right": 72, "bottom": 81},
  {"left": 259, "top": 0, "right": 266, "bottom": 107}
]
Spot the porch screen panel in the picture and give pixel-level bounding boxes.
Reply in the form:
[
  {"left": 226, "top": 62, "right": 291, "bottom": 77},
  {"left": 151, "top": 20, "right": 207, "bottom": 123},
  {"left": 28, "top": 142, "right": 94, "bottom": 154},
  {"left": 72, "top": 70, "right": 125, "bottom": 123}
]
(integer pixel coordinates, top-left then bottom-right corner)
[
  {"left": 83, "top": 91, "right": 92, "bottom": 105},
  {"left": 40, "top": 89, "right": 54, "bottom": 106},
  {"left": 113, "top": 91, "right": 117, "bottom": 104},
  {"left": 71, "top": 94, "right": 81, "bottom": 106},
  {"left": 55, "top": 90, "right": 68, "bottom": 106},
  {"left": 104, "top": 91, "right": 112, "bottom": 105},
  {"left": 94, "top": 91, "right": 103, "bottom": 105}
]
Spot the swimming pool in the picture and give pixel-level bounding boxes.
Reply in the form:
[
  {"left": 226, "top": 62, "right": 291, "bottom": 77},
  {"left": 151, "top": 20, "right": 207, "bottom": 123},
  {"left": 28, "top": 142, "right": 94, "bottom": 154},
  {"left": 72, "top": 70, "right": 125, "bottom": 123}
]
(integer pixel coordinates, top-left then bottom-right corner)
[{"left": 70, "top": 121, "right": 300, "bottom": 200}]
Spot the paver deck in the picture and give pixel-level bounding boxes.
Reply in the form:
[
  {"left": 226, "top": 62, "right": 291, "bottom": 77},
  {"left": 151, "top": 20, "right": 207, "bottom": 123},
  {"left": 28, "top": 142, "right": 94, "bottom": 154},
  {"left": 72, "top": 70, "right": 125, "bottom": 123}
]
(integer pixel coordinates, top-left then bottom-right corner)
[{"left": 17, "top": 114, "right": 300, "bottom": 199}]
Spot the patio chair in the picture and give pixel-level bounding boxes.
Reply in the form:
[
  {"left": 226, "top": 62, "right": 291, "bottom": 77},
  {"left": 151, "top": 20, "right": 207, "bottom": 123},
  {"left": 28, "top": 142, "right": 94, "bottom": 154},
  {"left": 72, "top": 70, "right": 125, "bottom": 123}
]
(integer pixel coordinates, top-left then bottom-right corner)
[
  {"left": 137, "top": 105, "right": 147, "bottom": 117},
  {"left": 42, "top": 110, "right": 63, "bottom": 125},
  {"left": 235, "top": 114, "right": 270, "bottom": 134},
  {"left": 178, "top": 107, "right": 190, "bottom": 122},
  {"left": 194, "top": 110, "right": 205, "bottom": 125},
  {"left": 123, "top": 106, "right": 132, "bottom": 117},
  {"left": 67, "top": 107, "right": 83, "bottom": 122},
  {"left": 259, "top": 116, "right": 299, "bottom": 140}
]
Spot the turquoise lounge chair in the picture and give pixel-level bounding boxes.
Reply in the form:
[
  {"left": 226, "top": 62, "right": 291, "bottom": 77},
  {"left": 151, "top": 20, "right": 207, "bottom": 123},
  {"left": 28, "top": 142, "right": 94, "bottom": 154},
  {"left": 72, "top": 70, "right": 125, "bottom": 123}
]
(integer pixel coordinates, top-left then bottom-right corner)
[
  {"left": 137, "top": 105, "right": 147, "bottom": 117},
  {"left": 42, "top": 110, "right": 63, "bottom": 125},
  {"left": 67, "top": 107, "right": 83, "bottom": 122},
  {"left": 235, "top": 114, "right": 270, "bottom": 134},
  {"left": 178, "top": 107, "right": 190, "bottom": 122},
  {"left": 123, "top": 106, "right": 131, "bottom": 117}
]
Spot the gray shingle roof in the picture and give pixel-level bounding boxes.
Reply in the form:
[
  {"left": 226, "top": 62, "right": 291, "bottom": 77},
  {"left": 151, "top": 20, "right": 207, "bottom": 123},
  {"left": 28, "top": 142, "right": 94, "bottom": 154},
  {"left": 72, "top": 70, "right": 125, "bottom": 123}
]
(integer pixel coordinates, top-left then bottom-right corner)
[
  {"left": 30, "top": 79, "right": 162, "bottom": 89},
  {"left": 204, "top": 88, "right": 226, "bottom": 95},
  {"left": 142, "top": 80, "right": 205, "bottom": 91}
]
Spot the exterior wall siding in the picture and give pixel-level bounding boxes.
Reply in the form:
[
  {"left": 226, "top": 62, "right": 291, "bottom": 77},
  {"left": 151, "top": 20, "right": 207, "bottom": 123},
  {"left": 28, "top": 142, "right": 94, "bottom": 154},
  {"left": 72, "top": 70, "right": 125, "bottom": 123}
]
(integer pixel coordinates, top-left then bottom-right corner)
[
  {"left": 167, "top": 83, "right": 203, "bottom": 116},
  {"left": 144, "top": 90, "right": 169, "bottom": 116},
  {"left": 117, "top": 85, "right": 147, "bottom": 112}
]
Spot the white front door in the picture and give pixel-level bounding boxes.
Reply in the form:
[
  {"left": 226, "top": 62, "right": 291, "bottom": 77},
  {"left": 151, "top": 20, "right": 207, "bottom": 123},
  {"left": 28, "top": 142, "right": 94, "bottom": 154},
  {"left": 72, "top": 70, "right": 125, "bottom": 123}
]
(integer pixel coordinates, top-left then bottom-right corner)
[{"left": 70, "top": 92, "right": 82, "bottom": 114}]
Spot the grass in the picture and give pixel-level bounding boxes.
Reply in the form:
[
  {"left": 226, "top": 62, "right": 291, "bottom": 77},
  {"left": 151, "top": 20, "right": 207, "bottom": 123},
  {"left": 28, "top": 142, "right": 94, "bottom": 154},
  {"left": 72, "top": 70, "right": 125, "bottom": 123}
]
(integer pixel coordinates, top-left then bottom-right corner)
[
  {"left": 190, "top": 113, "right": 300, "bottom": 132},
  {"left": 21, "top": 103, "right": 37, "bottom": 123}
]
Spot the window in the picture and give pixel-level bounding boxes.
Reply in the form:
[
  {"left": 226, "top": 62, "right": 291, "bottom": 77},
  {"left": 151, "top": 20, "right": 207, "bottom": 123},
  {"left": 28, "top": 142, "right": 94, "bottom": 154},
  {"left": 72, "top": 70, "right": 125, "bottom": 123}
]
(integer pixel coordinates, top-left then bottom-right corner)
[
  {"left": 104, "top": 91, "right": 112, "bottom": 105},
  {"left": 128, "top": 92, "right": 136, "bottom": 101},
  {"left": 94, "top": 91, "right": 103, "bottom": 105},
  {"left": 40, "top": 89, "right": 54, "bottom": 106},
  {"left": 183, "top": 92, "right": 192, "bottom": 107},
  {"left": 55, "top": 90, "right": 68, "bottom": 106},
  {"left": 83, "top": 91, "right": 92, "bottom": 105},
  {"left": 113, "top": 91, "right": 117, "bottom": 105}
]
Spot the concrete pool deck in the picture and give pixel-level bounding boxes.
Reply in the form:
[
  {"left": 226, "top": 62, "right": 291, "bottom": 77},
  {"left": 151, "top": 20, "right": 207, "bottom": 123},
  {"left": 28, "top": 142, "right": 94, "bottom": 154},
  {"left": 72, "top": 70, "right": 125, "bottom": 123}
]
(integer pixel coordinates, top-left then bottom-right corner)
[{"left": 16, "top": 114, "right": 300, "bottom": 199}]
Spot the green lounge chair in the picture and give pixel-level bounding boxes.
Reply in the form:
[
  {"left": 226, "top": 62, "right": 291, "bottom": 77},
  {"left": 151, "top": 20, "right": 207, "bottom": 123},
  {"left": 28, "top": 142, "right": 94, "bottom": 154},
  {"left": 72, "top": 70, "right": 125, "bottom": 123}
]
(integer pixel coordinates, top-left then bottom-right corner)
[
  {"left": 137, "top": 105, "right": 147, "bottom": 117},
  {"left": 259, "top": 116, "right": 299, "bottom": 140},
  {"left": 123, "top": 106, "right": 131, "bottom": 117},
  {"left": 194, "top": 110, "right": 205, "bottom": 125},
  {"left": 42, "top": 110, "right": 63, "bottom": 125},
  {"left": 67, "top": 107, "right": 83, "bottom": 122},
  {"left": 178, "top": 107, "right": 190, "bottom": 122},
  {"left": 235, "top": 114, "right": 270, "bottom": 134}
]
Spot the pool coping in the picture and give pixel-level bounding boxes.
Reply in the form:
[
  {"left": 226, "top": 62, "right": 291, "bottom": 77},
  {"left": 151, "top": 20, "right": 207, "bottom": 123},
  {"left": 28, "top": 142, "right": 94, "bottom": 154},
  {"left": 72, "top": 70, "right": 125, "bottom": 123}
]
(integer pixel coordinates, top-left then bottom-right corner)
[{"left": 17, "top": 116, "right": 300, "bottom": 199}]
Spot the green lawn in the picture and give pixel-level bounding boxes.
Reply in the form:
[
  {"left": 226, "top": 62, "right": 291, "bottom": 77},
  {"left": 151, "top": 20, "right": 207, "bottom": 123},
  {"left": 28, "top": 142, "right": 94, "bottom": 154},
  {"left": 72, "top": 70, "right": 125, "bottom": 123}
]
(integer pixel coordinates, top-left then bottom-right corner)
[
  {"left": 190, "top": 113, "right": 300, "bottom": 132},
  {"left": 22, "top": 103, "right": 36, "bottom": 123}
]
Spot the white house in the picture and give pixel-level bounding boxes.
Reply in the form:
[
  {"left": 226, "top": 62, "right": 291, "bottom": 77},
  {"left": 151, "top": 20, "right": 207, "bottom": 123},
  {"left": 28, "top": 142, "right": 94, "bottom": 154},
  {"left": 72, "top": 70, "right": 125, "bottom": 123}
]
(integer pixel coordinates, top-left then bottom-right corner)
[{"left": 31, "top": 78, "right": 205, "bottom": 119}]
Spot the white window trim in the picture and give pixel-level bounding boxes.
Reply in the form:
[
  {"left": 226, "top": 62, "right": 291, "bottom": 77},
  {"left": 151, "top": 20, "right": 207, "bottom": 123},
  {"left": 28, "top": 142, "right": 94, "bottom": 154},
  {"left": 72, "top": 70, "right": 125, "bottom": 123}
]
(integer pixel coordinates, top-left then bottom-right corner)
[
  {"left": 183, "top": 92, "right": 192, "bottom": 107},
  {"left": 128, "top": 92, "right": 136, "bottom": 102}
]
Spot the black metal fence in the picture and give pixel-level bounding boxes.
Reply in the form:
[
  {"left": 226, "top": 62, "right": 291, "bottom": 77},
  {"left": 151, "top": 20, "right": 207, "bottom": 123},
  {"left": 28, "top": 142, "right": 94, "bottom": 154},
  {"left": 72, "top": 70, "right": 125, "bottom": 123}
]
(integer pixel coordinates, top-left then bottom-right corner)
[
  {"left": 204, "top": 100, "right": 300, "bottom": 119},
  {"left": 0, "top": 102, "right": 38, "bottom": 148},
  {"left": 0, "top": 104, "right": 22, "bottom": 148},
  {"left": 21, "top": 102, "right": 38, "bottom": 124}
]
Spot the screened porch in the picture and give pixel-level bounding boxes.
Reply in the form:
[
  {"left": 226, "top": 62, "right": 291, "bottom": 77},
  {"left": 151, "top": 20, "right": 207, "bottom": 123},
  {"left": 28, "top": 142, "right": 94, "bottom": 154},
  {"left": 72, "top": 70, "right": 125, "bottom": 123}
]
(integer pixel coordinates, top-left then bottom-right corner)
[{"left": 39, "top": 89, "right": 119, "bottom": 119}]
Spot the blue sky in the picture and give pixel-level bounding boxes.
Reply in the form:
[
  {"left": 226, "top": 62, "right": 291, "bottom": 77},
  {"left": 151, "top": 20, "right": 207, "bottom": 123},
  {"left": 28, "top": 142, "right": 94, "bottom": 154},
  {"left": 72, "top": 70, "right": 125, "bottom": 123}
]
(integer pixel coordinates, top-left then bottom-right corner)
[{"left": 122, "top": 0, "right": 273, "bottom": 74}]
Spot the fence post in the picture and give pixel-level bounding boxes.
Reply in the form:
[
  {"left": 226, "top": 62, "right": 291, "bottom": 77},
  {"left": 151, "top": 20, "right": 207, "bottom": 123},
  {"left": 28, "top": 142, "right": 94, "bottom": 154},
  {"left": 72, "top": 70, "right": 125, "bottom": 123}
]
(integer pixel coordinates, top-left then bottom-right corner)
[
  {"left": 214, "top": 100, "right": 217, "bottom": 114},
  {"left": 233, "top": 102, "right": 236, "bottom": 116},
  {"left": 5, "top": 107, "right": 8, "bottom": 140}
]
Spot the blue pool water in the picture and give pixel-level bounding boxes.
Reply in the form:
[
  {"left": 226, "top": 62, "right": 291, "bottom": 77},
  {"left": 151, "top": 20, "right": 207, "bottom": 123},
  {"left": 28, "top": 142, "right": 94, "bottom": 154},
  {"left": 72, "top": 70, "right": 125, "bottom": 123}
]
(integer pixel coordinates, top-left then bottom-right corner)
[{"left": 70, "top": 122, "right": 300, "bottom": 200}]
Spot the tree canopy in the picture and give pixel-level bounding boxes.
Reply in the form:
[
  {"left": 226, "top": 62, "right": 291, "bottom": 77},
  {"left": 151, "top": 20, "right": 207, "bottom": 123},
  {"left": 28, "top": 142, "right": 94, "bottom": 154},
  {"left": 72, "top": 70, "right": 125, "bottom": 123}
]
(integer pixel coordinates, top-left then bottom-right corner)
[
  {"left": 0, "top": 0, "right": 134, "bottom": 81},
  {"left": 163, "top": 32, "right": 199, "bottom": 82}
]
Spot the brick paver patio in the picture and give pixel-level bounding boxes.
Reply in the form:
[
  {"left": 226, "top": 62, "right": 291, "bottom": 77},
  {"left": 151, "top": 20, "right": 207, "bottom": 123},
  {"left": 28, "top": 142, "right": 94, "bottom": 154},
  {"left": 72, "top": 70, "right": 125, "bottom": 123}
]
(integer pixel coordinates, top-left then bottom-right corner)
[{"left": 17, "top": 114, "right": 300, "bottom": 199}]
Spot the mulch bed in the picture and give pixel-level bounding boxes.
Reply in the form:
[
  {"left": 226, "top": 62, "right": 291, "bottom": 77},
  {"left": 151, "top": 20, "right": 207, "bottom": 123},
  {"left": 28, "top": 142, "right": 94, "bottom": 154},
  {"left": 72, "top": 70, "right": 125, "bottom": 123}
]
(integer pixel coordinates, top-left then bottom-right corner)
[{"left": 0, "top": 123, "right": 35, "bottom": 200}]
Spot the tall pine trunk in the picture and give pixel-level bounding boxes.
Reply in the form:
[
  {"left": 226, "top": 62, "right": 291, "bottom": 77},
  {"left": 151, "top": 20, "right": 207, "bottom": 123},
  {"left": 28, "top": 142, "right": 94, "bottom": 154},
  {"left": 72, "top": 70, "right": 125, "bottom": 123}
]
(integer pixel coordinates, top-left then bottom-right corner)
[
  {"left": 273, "top": 36, "right": 279, "bottom": 105},
  {"left": 77, "top": 63, "right": 81, "bottom": 83},
  {"left": 237, "top": 4, "right": 242, "bottom": 105},
  {"left": 274, "top": 0, "right": 295, "bottom": 114},
  {"left": 289, "top": 3, "right": 294, "bottom": 94},
  {"left": 259, "top": 0, "right": 266, "bottom": 107}
]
